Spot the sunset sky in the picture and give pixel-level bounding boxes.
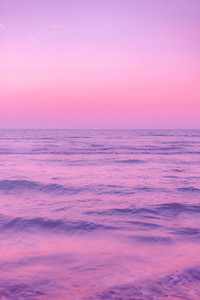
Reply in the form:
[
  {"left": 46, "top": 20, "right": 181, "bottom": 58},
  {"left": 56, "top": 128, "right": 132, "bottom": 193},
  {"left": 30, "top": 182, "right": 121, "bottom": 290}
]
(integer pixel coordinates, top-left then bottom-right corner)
[{"left": 0, "top": 0, "right": 199, "bottom": 129}]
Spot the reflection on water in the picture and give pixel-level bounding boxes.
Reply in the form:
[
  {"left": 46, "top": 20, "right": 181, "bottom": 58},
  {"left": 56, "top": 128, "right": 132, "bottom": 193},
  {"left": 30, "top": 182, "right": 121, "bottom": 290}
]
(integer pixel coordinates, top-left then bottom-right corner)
[{"left": 0, "top": 129, "right": 200, "bottom": 299}]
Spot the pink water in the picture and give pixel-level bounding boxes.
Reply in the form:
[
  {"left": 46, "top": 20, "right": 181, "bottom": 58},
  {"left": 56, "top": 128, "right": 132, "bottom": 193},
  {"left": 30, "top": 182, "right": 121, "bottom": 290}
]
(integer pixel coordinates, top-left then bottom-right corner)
[{"left": 0, "top": 129, "right": 200, "bottom": 299}]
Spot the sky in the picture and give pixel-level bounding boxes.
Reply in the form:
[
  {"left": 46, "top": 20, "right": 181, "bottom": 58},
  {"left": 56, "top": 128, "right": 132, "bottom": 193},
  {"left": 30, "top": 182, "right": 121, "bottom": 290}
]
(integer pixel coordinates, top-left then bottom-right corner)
[{"left": 0, "top": 0, "right": 199, "bottom": 129}]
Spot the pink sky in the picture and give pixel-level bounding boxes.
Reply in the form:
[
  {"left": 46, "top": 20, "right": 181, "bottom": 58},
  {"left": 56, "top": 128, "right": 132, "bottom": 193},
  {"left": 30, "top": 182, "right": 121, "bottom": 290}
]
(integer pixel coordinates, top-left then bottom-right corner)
[{"left": 0, "top": 0, "right": 199, "bottom": 128}]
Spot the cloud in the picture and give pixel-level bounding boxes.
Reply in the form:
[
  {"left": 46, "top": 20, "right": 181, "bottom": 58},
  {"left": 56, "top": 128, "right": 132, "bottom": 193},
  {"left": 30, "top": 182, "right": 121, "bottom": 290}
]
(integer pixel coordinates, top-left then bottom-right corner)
[{"left": 0, "top": 23, "right": 5, "bottom": 29}]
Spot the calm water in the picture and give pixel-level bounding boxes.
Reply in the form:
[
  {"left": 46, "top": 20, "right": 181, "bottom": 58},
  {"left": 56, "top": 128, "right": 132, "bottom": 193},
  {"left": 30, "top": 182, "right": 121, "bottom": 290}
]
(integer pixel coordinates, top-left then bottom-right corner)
[{"left": 0, "top": 129, "right": 200, "bottom": 300}]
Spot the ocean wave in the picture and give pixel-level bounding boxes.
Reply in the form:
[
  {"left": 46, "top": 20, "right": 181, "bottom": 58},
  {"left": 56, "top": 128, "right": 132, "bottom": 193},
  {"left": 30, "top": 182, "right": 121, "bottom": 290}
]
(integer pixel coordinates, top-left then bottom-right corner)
[
  {"left": 157, "top": 203, "right": 200, "bottom": 213},
  {"left": 177, "top": 187, "right": 200, "bottom": 193},
  {"left": 85, "top": 207, "right": 157, "bottom": 217},
  {"left": 171, "top": 227, "right": 200, "bottom": 242},
  {"left": 93, "top": 185, "right": 169, "bottom": 195},
  {"left": 91, "top": 185, "right": 135, "bottom": 196},
  {"left": 1, "top": 181, "right": 168, "bottom": 196},
  {"left": 116, "top": 159, "right": 145, "bottom": 164},
  {"left": 0, "top": 214, "right": 113, "bottom": 234},
  {"left": 127, "top": 221, "right": 162, "bottom": 229},
  {"left": 0, "top": 281, "right": 46, "bottom": 299},
  {"left": 0, "top": 149, "right": 199, "bottom": 156},
  {"left": 0, "top": 180, "right": 161, "bottom": 196},
  {"left": 173, "top": 227, "right": 200, "bottom": 236},
  {"left": 86, "top": 203, "right": 200, "bottom": 219},
  {"left": 171, "top": 168, "right": 183, "bottom": 172},
  {"left": 1, "top": 144, "right": 200, "bottom": 156},
  {"left": 0, "top": 180, "right": 82, "bottom": 195},
  {"left": 132, "top": 235, "right": 173, "bottom": 244},
  {"left": 135, "top": 186, "right": 169, "bottom": 193},
  {"left": 85, "top": 266, "right": 200, "bottom": 300}
]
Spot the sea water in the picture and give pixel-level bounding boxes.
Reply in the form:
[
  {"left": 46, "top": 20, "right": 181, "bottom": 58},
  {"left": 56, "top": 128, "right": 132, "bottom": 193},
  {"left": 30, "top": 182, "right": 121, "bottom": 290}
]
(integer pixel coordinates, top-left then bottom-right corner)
[{"left": 0, "top": 129, "right": 200, "bottom": 299}]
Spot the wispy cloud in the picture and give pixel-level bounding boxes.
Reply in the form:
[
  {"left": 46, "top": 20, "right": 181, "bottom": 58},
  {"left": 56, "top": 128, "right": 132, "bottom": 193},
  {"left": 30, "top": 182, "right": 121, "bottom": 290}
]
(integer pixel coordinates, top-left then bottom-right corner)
[{"left": 0, "top": 23, "right": 5, "bottom": 29}]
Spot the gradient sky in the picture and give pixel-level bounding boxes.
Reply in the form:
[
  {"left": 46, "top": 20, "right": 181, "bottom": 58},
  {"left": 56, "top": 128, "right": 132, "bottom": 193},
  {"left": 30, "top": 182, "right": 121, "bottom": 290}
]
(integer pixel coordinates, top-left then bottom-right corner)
[{"left": 0, "top": 0, "right": 199, "bottom": 129}]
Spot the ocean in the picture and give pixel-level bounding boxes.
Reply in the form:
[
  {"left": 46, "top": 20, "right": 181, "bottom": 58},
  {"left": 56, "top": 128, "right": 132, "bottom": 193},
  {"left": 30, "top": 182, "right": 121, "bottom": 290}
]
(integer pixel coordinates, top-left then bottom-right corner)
[{"left": 0, "top": 129, "right": 200, "bottom": 299}]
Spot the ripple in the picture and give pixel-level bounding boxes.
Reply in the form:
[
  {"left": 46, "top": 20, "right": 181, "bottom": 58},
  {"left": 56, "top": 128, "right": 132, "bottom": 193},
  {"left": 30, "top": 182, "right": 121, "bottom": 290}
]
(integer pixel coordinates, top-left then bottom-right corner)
[
  {"left": 132, "top": 235, "right": 173, "bottom": 244},
  {"left": 86, "top": 266, "right": 200, "bottom": 299},
  {"left": 0, "top": 214, "right": 113, "bottom": 234}
]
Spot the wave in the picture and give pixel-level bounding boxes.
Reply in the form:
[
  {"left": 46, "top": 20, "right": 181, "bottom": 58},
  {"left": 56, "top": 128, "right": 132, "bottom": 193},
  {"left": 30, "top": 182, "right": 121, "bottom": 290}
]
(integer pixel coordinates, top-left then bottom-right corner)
[
  {"left": 0, "top": 180, "right": 82, "bottom": 195},
  {"left": 85, "top": 266, "right": 200, "bottom": 299},
  {"left": 0, "top": 180, "right": 130, "bottom": 196},
  {"left": 93, "top": 185, "right": 170, "bottom": 195},
  {"left": 116, "top": 159, "right": 145, "bottom": 164},
  {"left": 127, "top": 221, "right": 163, "bottom": 229},
  {"left": 1, "top": 149, "right": 199, "bottom": 156},
  {"left": 85, "top": 207, "right": 159, "bottom": 219},
  {"left": 171, "top": 168, "right": 183, "bottom": 172},
  {"left": 0, "top": 280, "right": 47, "bottom": 299},
  {"left": 1, "top": 180, "right": 200, "bottom": 198},
  {"left": 90, "top": 184, "right": 135, "bottom": 196},
  {"left": 132, "top": 235, "right": 173, "bottom": 244},
  {"left": 157, "top": 203, "right": 200, "bottom": 214},
  {"left": 0, "top": 214, "right": 113, "bottom": 234},
  {"left": 171, "top": 227, "right": 200, "bottom": 242},
  {"left": 0, "top": 180, "right": 134, "bottom": 196},
  {"left": 86, "top": 203, "right": 200, "bottom": 219},
  {"left": 177, "top": 187, "right": 200, "bottom": 193},
  {"left": 1, "top": 142, "right": 200, "bottom": 156},
  {"left": 0, "top": 181, "right": 163, "bottom": 196}
]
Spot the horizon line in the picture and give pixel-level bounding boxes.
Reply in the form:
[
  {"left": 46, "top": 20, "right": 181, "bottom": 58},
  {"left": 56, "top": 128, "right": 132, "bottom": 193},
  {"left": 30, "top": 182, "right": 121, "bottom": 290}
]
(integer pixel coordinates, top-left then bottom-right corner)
[{"left": 0, "top": 128, "right": 200, "bottom": 131}]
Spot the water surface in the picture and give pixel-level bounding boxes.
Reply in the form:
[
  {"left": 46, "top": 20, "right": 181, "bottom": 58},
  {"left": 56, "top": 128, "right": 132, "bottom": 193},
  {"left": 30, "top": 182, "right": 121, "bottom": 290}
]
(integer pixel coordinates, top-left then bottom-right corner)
[{"left": 0, "top": 129, "right": 200, "bottom": 299}]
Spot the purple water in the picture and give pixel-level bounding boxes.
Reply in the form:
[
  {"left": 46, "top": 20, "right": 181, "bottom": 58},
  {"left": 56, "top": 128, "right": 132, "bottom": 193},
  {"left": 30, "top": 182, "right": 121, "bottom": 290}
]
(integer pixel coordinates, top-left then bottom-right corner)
[{"left": 0, "top": 129, "right": 200, "bottom": 299}]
